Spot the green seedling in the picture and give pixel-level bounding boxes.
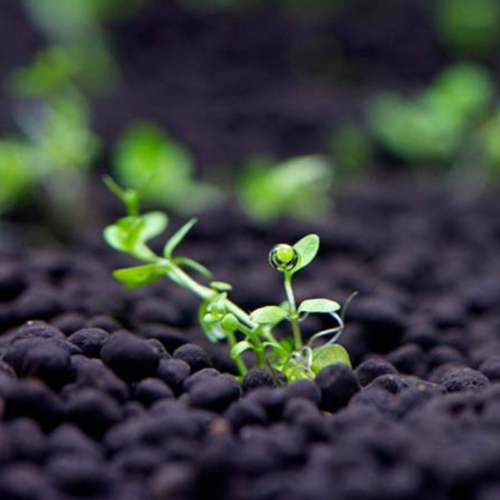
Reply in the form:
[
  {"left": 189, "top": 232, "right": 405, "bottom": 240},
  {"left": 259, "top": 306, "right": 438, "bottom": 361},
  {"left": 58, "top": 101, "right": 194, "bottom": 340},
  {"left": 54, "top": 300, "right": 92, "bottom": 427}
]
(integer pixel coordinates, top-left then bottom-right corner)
[
  {"left": 0, "top": 45, "right": 100, "bottom": 225},
  {"left": 20, "top": 0, "right": 138, "bottom": 93},
  {"left": 433, "top": 0, "right": 500, "bottom": 56},
  {"left": 113, "top": 122, "right": 222, "bottom": 214},
  {"left": 368, "top": 63, "right": 494, "bottom": 166},
  {"left": 104, "top": 179, "right": 353, "bottom": 381},
  {"left": 237, "top": 155, "right": 333, "bottom": 224}
]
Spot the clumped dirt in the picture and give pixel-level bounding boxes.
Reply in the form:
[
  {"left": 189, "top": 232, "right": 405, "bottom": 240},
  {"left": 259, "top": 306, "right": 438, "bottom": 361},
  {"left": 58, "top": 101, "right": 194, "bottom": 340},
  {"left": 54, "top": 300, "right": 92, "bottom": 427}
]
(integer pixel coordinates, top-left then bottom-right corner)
[
  {"left": 1, "top": 2, "right": 500, "bottom": 500},
  {"left": 0, "top": 179, "right": 499, "bottom": 499}
]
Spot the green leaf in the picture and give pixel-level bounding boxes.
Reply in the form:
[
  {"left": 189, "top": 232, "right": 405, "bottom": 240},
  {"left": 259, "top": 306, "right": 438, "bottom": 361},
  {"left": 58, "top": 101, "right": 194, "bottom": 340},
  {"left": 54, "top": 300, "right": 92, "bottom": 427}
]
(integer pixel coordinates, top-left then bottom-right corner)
[
  {"left": 298, "top": 298, "right": 341, "bottom": 314},
  {"left": 198, "top": 301, "right": 226, "bottom": 342},
  {"left": 230, "top": 340, "right": 254, "bottom": 360},
  {"left": 210, "top": 281, "right": 233, "bottom": 292},
  {"left": 104, "top": 212, "right": 167, "bottom": 259},
  {"left": 311, "top": 345, "right": 351, "bottom": 373},
  {"left": 113, "top": 264, "right": 166, "bottom": 289},
  {"left": 250, "top": 306, "right": 289, "bottom": 325},
  {"left": 173, "top": 257, "right": 212, "bottom": 279},
  {"left": 163, "top": 218, "right": 197, "bottom": 258},
  {"left": 221, "top": 314, "right": 239, "bottom": 332},
  {"left": 292, "top": 234, "right": 320, "bottom": 274},
  {"left": 142, "top": 212, "right": 168, "bottom": 241}
]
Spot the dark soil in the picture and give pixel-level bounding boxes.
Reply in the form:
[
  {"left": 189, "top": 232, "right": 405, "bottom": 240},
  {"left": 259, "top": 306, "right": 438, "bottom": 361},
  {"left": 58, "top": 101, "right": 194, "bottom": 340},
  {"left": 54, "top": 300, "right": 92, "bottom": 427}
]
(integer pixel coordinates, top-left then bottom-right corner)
[
  {"left": 0, "top": 179, "right": 499, "bottom": 499},
  {"left": 2, "top": 2, "right": 500, "bottom": 500}
]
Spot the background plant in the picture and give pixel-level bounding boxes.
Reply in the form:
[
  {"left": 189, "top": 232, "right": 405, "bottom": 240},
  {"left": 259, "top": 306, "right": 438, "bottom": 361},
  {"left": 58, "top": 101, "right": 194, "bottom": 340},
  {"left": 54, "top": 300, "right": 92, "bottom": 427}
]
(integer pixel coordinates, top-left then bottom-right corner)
[
  {"left": 237, "top": 155, "right": 333, "bottom": 224},
  {"left": 367, "top": 63, "right": 498, "bottom": 173},
  {"left": 113, "top": 122, "right": 222, "bottom": 215},
  {"left": 104, "top": 179, "right": 352, "bottom": 382}
]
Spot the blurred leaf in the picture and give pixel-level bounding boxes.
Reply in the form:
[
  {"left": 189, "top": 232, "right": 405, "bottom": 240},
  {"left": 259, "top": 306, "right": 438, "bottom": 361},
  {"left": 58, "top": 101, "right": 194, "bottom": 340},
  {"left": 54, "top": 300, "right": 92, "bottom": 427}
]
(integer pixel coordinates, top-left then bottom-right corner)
[
  {"left": 113, "top": 264, "right": 166, "bottom": 289},
  {"left": 237, "top": 155, "right": 332, "bottom": 224},
  {"left": 434, "top": 0, "right": 500, "bottom": 56}
]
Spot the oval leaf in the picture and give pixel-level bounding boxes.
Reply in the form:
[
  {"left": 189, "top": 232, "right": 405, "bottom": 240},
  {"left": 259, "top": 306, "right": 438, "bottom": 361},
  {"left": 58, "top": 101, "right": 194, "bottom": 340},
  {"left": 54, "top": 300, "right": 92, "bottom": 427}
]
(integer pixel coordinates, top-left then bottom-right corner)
[
  {"left": 163, "top": 218, "right": 197, "bottom": 258},
  {"left": 311, "top": 345, "right": 351, "bottom": 373},
  {"left": 141, "top": 212, "right": 168, "bottom": 241},
  {"left": 198, "top": 301, "right": 226, "bottom": 342},
  {"left": 250, "top": 306, "right": 288, "bottom": 325},
  {"left": 292, "top": 234, "right": 319, "bottom": 274},
  {"left": 113, "top": 264, "right": 165, "bottom": 289},
  {"left": 298, "top": 298, "right": 341, "bottom": 314}
]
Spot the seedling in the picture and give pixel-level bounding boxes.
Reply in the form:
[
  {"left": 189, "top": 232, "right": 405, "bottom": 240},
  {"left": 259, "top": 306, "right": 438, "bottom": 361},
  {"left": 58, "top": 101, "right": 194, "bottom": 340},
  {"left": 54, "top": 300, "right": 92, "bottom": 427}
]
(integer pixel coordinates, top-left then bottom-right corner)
[
  {"left": 113, "top": 122, "right": 222, "bottom": 214},
  {"left": 237, "top": 155, "right": 333, "bottom": 224},
  {"left": 104, "top": 179, "right": 353, "bottom": 381},
  {"left": 368, "top": 63, "right": 494, "bottom": 166}
]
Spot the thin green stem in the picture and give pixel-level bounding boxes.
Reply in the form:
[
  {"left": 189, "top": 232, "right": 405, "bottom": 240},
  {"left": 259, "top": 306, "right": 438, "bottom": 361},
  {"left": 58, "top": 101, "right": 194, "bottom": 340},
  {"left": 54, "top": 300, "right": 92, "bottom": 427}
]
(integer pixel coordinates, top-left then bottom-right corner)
[
  {"left": 225, "top": 329, "right": 248, "bottom": 376},
  {"left": 162, "top": 260, "right": 265, "bottom": 368},
  {"left": 284, "top": 273, "right": 302, "bottom": 350}
]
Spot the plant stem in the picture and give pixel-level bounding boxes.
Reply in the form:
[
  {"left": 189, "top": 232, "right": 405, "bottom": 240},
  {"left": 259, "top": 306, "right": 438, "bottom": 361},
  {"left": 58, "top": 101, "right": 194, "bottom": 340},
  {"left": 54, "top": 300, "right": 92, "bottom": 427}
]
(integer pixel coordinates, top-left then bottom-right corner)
[
  {"left": 163, "top": 260, "right": 265, "bottom": 370},
  {"left": 225, "top": 329, "right": 248, "bottom": 375},
  {"left": 284, "top": 273, "right": 302, "bottom": 350}
]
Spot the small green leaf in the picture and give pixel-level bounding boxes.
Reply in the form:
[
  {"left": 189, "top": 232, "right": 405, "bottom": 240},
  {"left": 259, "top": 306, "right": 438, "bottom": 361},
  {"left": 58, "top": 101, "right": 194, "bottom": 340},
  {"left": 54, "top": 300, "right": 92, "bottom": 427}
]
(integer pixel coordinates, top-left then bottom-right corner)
[
  {"left": 104, "top": 212, "right": 167, "bottom": 260},
  {"left": 210, "top": 281, "right": 233, "bottom": 292},
  {"left": 311, "top": 345, "right": 351, "bottom": 373},
  {"left": 198, "top": 301, "right": 226, "bottom": 342},
  {"left": 174, "top": 257, "right": 212, "bottom": 279},
  {"left": 298, "top": 298, "right": 341, "bottom": 314},
  {"left": 292, "top": 234, "right": 320, "bottom": 274},
  {"left": 250, "top": 306, "right": 288, "bottom": 325},
  {"left": 163, "top": 218, "right": 197, "bottom": 258},
  {"left": 113, "top": 264, "right": 166, "bottom": 289},
  {"left": 142, "top": 212, "right": 168, "bottom": 241},
  {"left": 221, "top": 313, "right": 239, "bottom": 332},
  {"left": 230, "top": 340, "right": 254, "bottom": 360}
]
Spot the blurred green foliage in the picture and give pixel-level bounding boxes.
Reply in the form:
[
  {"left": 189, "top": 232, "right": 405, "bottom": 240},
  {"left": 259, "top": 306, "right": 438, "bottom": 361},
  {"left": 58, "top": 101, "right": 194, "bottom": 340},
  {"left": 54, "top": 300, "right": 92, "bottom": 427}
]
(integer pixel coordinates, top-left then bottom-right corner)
[
  {"left": 237, "top": 156, "right": 333, "bottom": 224},
  {"left": 0, "top": 46, "right": 99, "bottom": 218},
  {"left": 368, "top": 64, "right": 495, "bottom": 165},
  {"left": 113, "top": 123, "right": 222, "bottom": 215},
  {"left": 433, "top": 0, "right": 500, "bottom": 56},
  {"left": 21, "top": 0, "right": 144, "bottom": 93}
]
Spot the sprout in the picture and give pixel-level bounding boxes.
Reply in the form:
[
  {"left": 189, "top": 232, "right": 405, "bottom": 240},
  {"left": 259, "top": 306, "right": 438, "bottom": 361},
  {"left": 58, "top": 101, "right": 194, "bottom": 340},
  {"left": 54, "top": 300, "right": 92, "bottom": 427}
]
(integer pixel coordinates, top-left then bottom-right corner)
[{"left": 269, "top": 244, "right": 299, "bottom": 272}]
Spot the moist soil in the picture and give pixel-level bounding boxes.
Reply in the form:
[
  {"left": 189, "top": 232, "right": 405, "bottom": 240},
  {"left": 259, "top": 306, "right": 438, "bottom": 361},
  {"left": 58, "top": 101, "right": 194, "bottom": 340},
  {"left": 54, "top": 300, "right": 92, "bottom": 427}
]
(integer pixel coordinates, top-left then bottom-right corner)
[
  {"left": 0, "top": 178, "right": 500, "bottom": 500},
  {"left": 1, "top": 2, "right": 500, "bottom": 500}
]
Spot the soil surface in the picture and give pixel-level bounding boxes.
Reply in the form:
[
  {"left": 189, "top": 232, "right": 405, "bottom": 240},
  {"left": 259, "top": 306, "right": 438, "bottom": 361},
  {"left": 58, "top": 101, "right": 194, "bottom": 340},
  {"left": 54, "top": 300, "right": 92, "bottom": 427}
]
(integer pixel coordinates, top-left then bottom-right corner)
[
  {"left": 1, "top": 2, "right": 500, "bottom": 500},
  {"left": 0, "top": 179, "right": 500, "bottom": 500}
]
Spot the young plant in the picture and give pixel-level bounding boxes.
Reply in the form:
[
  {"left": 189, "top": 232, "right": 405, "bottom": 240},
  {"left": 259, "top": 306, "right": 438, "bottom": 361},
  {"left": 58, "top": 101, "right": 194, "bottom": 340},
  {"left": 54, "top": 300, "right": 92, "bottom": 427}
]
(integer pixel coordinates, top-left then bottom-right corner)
[
  {"left": 113, "top": 122, "right": 222, "bottom": 214},
  {"left": 0, "top": 46, "right": 100, "bottom": 228},
  {"left": 104, "top": 179, "right": 352, "bottom": 382},
  {"left": 237, "top": 155, "right": 333, "bottom": 224},
  {"left": 367, "top": 63, "right": 494, "bottom": 166}
]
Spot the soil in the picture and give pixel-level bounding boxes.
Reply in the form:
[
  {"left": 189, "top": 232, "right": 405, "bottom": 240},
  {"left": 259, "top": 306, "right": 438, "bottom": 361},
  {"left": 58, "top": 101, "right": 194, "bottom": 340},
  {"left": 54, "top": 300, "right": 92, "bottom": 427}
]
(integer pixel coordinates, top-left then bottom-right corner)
[
  {"left": 0, "top": 178, "right": 499, "bottom": 499},
  {"left": 1, "top": 2, "right": 500, "bottom": 500}
]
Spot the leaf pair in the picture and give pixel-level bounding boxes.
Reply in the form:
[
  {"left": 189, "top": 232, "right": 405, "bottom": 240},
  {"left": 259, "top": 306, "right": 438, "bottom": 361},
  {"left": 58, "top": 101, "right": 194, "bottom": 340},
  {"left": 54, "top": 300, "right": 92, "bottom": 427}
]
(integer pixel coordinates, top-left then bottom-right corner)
[
  {"left": 104, "top": 212, "right": 167, "bottom": 260},
  {"left": 250, "top": 298, "right": 340, "bottom": 325},
  {"left": 199, "top": 293, "right": 231, "bottom": 343}
]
